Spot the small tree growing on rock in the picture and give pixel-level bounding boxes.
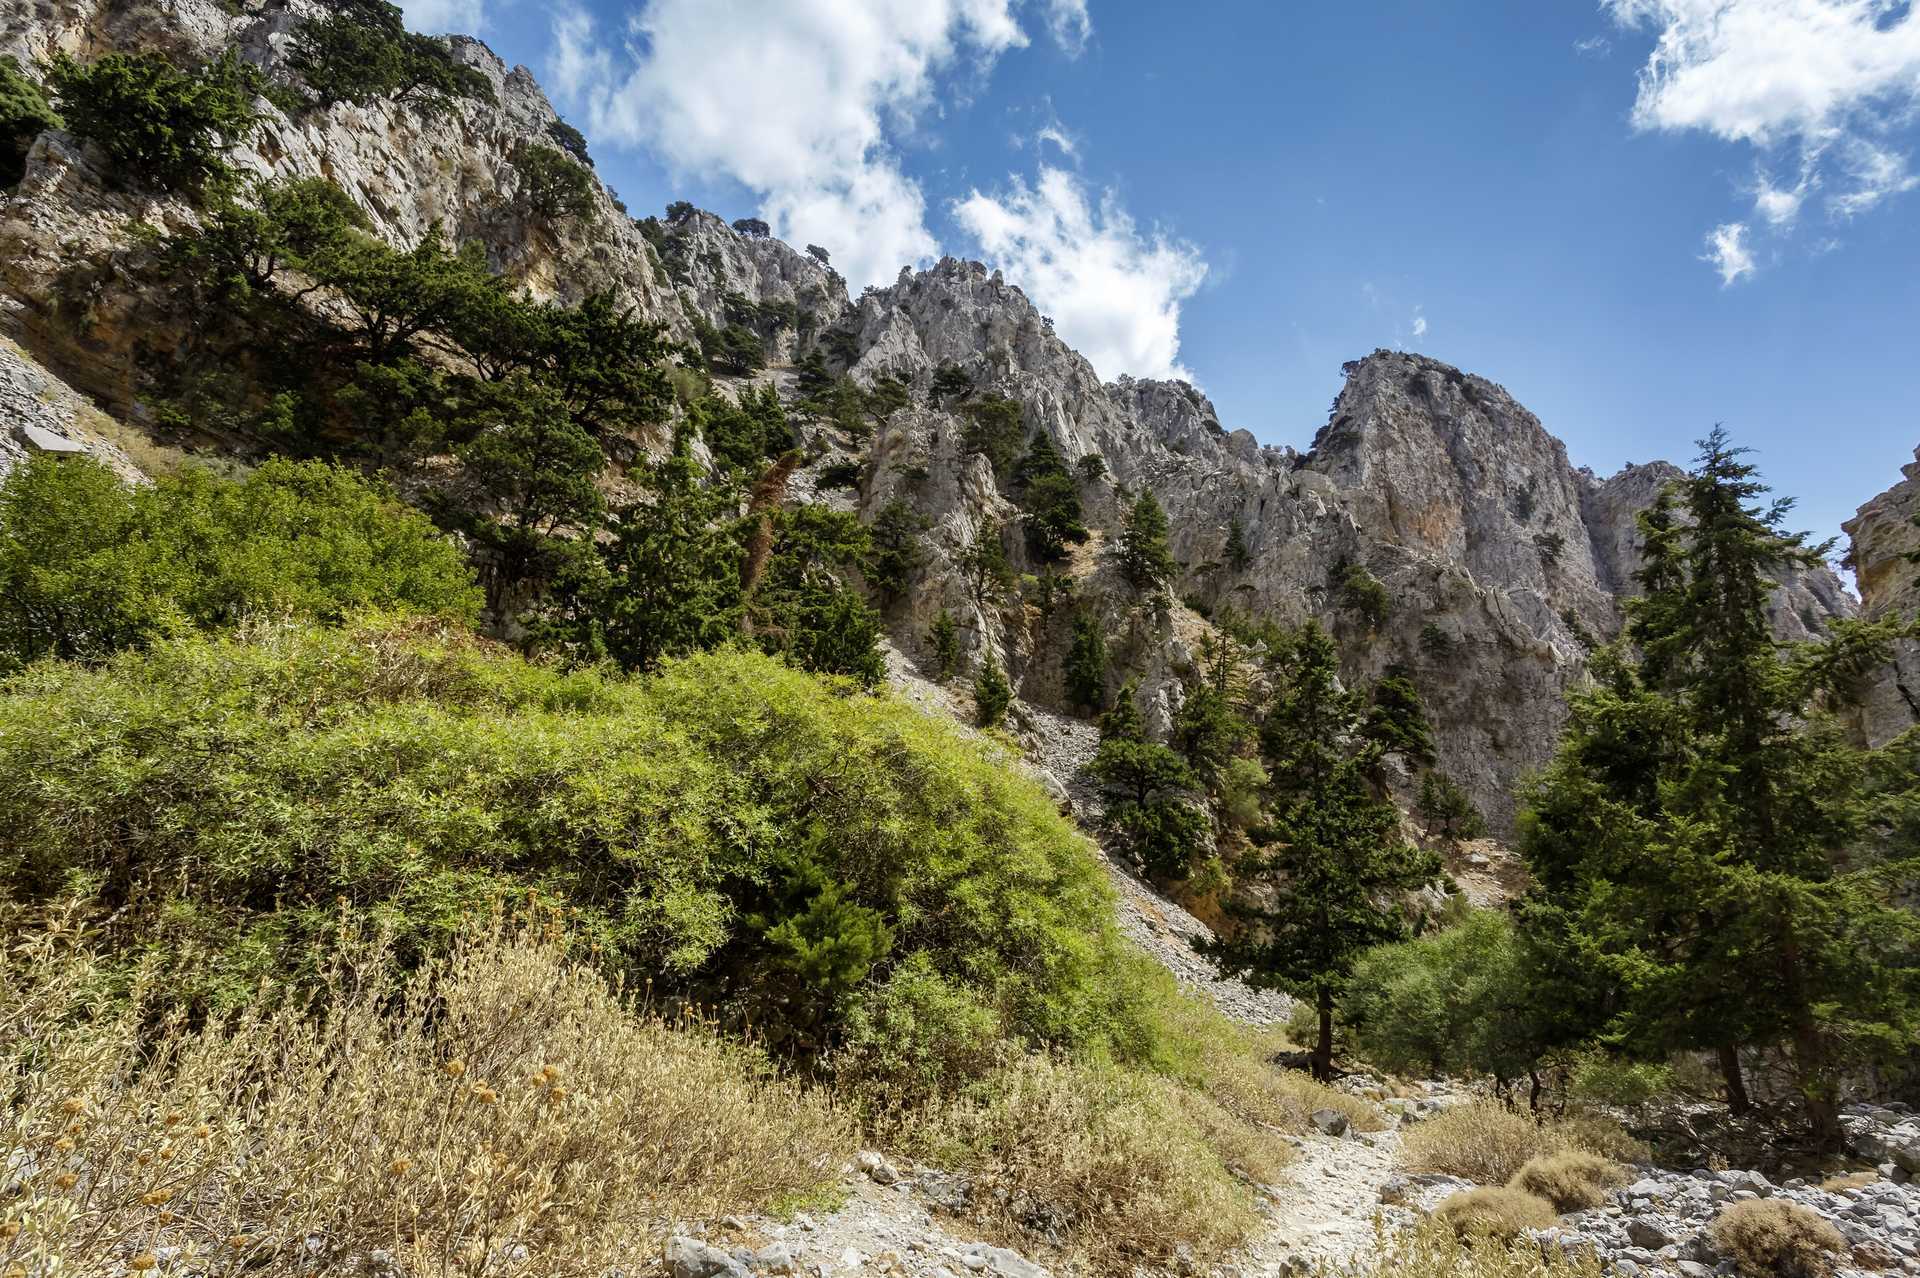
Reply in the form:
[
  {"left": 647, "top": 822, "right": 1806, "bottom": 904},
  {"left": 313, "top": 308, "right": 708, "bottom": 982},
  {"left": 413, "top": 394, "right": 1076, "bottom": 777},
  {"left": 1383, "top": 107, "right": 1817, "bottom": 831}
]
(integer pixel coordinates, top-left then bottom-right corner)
[{"left": 47, "top": 49, "right": 261, "bottom": 193}]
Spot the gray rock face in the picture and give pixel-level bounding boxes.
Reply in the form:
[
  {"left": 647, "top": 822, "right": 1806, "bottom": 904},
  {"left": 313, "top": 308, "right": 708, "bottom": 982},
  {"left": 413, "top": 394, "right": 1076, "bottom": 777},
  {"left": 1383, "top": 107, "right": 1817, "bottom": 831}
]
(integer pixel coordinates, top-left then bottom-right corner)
[{"left": 1845, "top": 446, "right": 1920, "bottom": 747}]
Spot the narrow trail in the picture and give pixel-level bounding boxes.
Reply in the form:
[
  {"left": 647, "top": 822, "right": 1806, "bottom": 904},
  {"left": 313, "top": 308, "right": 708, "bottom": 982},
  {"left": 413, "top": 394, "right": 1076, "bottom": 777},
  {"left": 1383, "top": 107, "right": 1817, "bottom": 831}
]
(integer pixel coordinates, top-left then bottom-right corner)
[{"left": 1233, "top": 1124, "right": 1406, "bottom": 1275}]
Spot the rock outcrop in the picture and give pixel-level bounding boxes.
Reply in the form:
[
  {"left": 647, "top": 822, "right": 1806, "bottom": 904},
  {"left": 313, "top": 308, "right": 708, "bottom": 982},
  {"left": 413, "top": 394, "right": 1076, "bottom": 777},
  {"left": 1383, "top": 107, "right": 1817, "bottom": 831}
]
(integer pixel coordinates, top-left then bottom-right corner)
[{"left": 1846, "top": 448, "right": 1920, "bottom": 747}]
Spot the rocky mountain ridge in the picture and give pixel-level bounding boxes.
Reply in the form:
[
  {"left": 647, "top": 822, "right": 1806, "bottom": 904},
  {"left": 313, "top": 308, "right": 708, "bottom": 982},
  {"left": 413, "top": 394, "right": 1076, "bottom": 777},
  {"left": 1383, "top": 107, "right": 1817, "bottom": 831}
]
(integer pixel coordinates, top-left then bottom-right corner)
[{"left": 2, "top": 0, "right": 1914, "bottom": 832}]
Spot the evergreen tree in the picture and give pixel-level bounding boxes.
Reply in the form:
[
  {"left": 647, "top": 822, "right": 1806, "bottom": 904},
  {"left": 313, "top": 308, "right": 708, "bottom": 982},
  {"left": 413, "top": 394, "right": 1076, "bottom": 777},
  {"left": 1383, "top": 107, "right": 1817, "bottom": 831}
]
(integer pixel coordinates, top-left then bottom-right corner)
[
  {"left": 586, "top": 443, "right": 743, "bottom": 671},
  {"left": 1416, "top": 771, "right": 1486, "bottom": 843},
  {"left": 1064, "top": 611, "right": 1107, "bottom": 714},
  {"left": 1224, "top": 517, "right": 1251, "bottom": 573},
  {"left": 974, "top": 658, "right": 1012, "bottom": 728},
  {"left": 1172, "top": 634, "right": 1253, "bottom": 790},
  {"left": 1208, "top": 620, "right": 1441, "bottom": 1079},
  {"left": 929, "top": 607, "right": 960, "bottom": 679},
  {"left": 865, "top": 498, "right": 925, "bottom": 603},
  {"left": 285, "top": 0, "right": 494, "bottom": 116},
  {"left": 1013, "top": 433, "right": 1088, "bottom": 562},
  {"left": 930, "top": 363, "right": 972, "bottom": 403},
  {"left": 753, "top": 506, "right": 884, "bottom": 686},
  {"left": 47, "top": 49, "right": 261, "bottom": 193},
  {"left": 1091, "top": 682, "right": 1211, "bottom": 882},
  {"left": 959, "top": 524, "right": 1015, "bottom": 603},
  {"left": 1118, "top": 491, "right": 1177, "bottom": 593},
  {"left": 1364, "top": 666, "right": 1438, "bottom": 768},
  {"left": 1519, "top": 428, "right": 1920, "bottom": 1146}
]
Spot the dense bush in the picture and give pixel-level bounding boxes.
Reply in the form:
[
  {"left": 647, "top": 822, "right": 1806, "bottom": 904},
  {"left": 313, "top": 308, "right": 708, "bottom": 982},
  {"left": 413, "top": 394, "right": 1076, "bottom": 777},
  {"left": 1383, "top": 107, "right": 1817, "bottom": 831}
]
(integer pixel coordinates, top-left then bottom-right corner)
[
  {"left": 46, "top": 49, "right": 260, "bottom": 192},
  {"left": 1, "top": 55, "right": 60, "bottom": 186},
  {"left": 1507, "top": 1152, "right": 1625, "bottom": 1212},
  {"left": 1345, "top": 909, "right": 1536, "bottom": 1081},
  {"left": 0, "top": 455, "right": 478, "bottom": 670},
  {"left": 1708, "top": 1201, "right": 1846, "bottom": 1278},
  {"left": 1433, "top": 1187, "right": 1558, "bottom": 1241},
  {"left": 0, "top": 622, "right": 1152, "bottom": 1066}
]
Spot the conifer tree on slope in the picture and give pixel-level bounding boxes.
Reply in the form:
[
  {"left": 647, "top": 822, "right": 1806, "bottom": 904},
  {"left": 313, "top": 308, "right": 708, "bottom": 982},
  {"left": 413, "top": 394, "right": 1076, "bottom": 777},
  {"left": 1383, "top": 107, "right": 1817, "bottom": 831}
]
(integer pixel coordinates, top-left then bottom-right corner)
[
  {"left": 1204, "top": 620, "right": 1439, "bottom": 1080},
  {"left": 1519, "top": 428, "right": 1920, "bottom": 1147}
]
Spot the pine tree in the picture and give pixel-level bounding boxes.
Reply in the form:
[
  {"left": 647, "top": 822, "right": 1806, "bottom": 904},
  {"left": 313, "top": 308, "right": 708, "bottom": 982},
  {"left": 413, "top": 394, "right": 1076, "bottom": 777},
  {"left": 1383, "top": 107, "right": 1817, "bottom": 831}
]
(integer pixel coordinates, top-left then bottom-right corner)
[
  {"left": 1118, "top": 491, "right": 1177, "bottom": 593},
  {"left": 1364, "top": 666, "right": 1438, "bottom": 769},
  {"left": 1013, "top": 433, "right": 1088, "bottom": 562},
  {"left": 1224, "top": 517, "right": 1251, "bottom": 573},
  {"left": 1208, "top": 620, "right": 1441, "bottom": 1079},
  {"left": 1064, "top": 611, "right": 1107, "bottom": 714},
  {"left": 974, "top": 657, "right": 1012, "bottom": 727},
  {"left": 1519, "top": 428, "right": 1920, "bottom": 1147},
  {"left": 1090, "top": 681, "right": 1210, "bottom": 882},
  {"left": 865, "top": 498, "right": 924, "bottom": 603},
  {"left": 1416, "top": 771, "right": 1485, "bottom": 842},
  {"left": 929, "top": 607, "right": 960, "bottom": 679}
]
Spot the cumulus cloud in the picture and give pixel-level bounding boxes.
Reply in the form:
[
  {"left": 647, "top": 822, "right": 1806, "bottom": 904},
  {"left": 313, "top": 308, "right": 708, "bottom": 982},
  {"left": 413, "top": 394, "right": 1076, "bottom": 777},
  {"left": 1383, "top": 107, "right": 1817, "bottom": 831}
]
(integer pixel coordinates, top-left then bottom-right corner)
[
  {"left": 548, "top": 0, "right": 1045, "bottom": 288},
  {"left": 1605, "top": 0, "right": 1920, "bottom": 278},
  {"left": 954, "top": 166, "right": 1207, "bottom": 382},
  {"left": 399, "top": 0, "right": 485, "bottom": 33},
  {"left": 1702, "top": 221, "right": 1757, "bottom": 285}
]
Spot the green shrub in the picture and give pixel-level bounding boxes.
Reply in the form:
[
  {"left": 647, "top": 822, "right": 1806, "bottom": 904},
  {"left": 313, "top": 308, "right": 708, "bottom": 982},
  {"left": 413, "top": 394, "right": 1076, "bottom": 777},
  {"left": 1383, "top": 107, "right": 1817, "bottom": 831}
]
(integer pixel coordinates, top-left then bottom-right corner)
[
  {"left": 974, "top": 656, "right": 1012, "bottom": 727},
  {"left": 1433, "top": 1187, "right": 1558, "bottom": 1240},
  {"left": 516, "top": 142, "right": 596, "bottom": 222},
  {"left": 1708, "top": 1200, "right": 1846, "bottom": 1278},
  {"left": 1507, "top": 1152, "right": 1625, "bottom": 1212},
  {"left": 0, "top": 626, "right": 1151, "bottom": 1064},
  {"left": 1346, "top": 910, "right": 1533, "bottom": 1080},
  {"left": 0, "top": 455, "right": 479, "bottom": 670},
  {"left": 1, "top": 55, "right": 61, "bottom": 185},
  {"left": 46, "top": 49, "right": 261, "bottom": 192},
  {"left": 1339, "top": 562, "right": 1392, "bottom": 630}
]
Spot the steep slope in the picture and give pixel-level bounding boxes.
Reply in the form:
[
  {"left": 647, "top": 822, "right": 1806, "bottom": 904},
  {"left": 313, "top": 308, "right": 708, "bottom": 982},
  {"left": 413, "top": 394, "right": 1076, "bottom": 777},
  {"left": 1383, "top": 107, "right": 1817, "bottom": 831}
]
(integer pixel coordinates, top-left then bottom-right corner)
[
  {"left": 1846, "top": 447, "right": 1920, "bottom": 746},
  {"left": 0, "top": 0, "right": 1885, "bottom": 835}
]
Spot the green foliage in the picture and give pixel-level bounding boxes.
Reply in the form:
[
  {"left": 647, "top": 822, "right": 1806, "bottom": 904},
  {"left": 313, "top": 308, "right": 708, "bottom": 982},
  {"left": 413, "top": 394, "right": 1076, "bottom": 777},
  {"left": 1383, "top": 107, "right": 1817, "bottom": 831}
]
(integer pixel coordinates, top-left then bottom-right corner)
[
  {"left": 0, "top": 624, "right": 1154, "bottom": 1064},
  {"left": 1210, "top": 620, "right": 1440, "bottom": 1077},
  {"left": 1338, "top": 563, "right": 1391, "bottom": 632},
  {"left": 959, "top": 524, "right": 1015, "bottom": 603},
  {"left": 163, "top": 176, "right": 371, "bottom": 304},
  {"left": 1013, "top": 433, "right": 1089, "bottom": 562},
  {"left": 1064, "top": 611, "right": 1107, "bottom": 714},
  {"left": 930, "top": 363, "right": 972, "bottom": 403},
  {"left": 1092, "top": 685, "right": 1210, "bottom": 881},
  {"left": 974, "top": 657, "right": 1012, "bottom": 727},
  {"left": 930, "top": 608, "right": 960, "bottom": 680},
  {"left": 1077, "top": 453, "right": 1108, "bottom": 484},
  {"left": 751, "top": 506, "right": 885, "bottom": 687},
  {"left": 805, "top": 243, "right": 831, "bottom": 267},
  {"left": 1345, "top": 910, "right": 1537, "bottom": 1081},
  {"left": 1417, "top": 770, "right": 1486, "bottom": 842},
  {"left": 696, "top": 385, "right": 790, "bottom": 475},
  {"left": 731, "top": 217, "right": 770, "bottom": 238},
  {"left": 561, "top": 446, "right": 743, "bottom": 673},
  {"left": 46, "top": 49, "right": 261, "bottom": 193},
  {"left": 1518, "top": 428, "right": 1920, "bottom": 1146},
  {"left": 1224, "top": 517, "right": 1251, "bottom": 573},
  {"left": 1172, "top": 636, "right": 1254, "bottom": 791},
  {"left": 1118, "top": 491, "right": 1177, "bottom": 593},
  {"left": 960, "top": 396, "right": 1025, "bottom": 476},
  {"left": 515, "top": 143, "right": 596, "bottom": 222},
  {"left": 1, "top": 55, "right": 61, "bottom": 186},
  {"left": 545, "top": 117, "right": 591, "bottom": 165},
  {"left": 316, "top": 227, "right": 511, "bottom": 365},
  {"left": 691, "top": 316, "right": 765, "bottom": 376},
  {"left": 285, "top": 0, "right": 495, "bottom": 116},
  {"left": 866, "top": 499, "right": 925, "bottom": 603},
  {"left": 1418, "top": 621, "right": 1455, "bottom": 659},
  {"left": 1365, "top": 667, "right": 1438, "bottom": 767},
  {"left": 0, "top": 455, "right": 478, "bottom": 671}
]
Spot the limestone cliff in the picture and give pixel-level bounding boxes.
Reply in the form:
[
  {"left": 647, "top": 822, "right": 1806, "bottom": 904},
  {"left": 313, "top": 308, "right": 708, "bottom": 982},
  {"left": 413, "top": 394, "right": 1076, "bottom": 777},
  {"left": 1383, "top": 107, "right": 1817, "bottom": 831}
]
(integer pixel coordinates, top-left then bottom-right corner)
[{"left": 1846, "top": 449, "right": 1920, "bottom": 746}]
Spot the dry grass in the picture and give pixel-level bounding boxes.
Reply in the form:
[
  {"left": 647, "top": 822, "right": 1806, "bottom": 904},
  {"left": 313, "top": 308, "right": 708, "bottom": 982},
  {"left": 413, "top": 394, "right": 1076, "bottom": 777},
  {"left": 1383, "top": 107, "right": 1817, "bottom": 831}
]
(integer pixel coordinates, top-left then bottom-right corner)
[
  {"left": 1708, "top": 1200, "right": 1847, "bottom": 1278},
  {"left": 1399, "top": 1102, "right": 1647, "bottom": 1185},
  {"left": 1331, "top": 1218, "right": 1607, "bottom": 1278},
  {"left": 0, "top": 918, "right": 852, "bottom": 1277},
  {"left": 1433, "top": 1187, "right": 1559, "bottom": 1241},
  {"left": 1816, "top": 1171, "right": 1877, "bottom": 1192},
  {"left": 1507, "top": 1152, "right": 1627, "bottom": 1212},
  {"left": 910, "top": 1053, "right": 1283, "bottom": 1271}
]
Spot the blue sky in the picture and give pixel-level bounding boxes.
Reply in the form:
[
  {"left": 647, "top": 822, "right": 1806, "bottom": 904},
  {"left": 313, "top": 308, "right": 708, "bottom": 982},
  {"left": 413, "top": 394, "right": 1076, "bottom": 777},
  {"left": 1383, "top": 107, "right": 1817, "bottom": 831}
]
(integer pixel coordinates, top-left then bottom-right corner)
[{"left": 404, "top": 0, "right": 1920, "bottom": 552}]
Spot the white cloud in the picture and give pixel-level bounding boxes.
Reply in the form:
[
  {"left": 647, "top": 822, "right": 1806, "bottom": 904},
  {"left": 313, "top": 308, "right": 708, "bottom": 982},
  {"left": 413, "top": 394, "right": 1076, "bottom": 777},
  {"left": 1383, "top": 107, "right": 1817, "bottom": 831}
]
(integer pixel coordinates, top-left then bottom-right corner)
[
  {"left": 1411, "top": 307, "right": 1428, "bottom": 340},
  {"left": 1702, "top": 221, "right": 1757, "bottom": 285},
  {"left": 548, "top": 0, "right": 1042, "bottom": 288},
  {"left": 1605, "top": 0, "right": 1920, "bottom": 277},
  {"left": 1573, "top": 34, "right": 1613, "bottom": 57},
  {"left": 1035, "top": 122, "right": 1078, "bottom": 158},
  {"left": 1045, "top": 0, "right": 1092, "bottom": 55},
  {"left": 399, "top": 0, "right": 484, "bottom": 33},
  {"left": 954, "top": 166, "right": 1207, "bottom": 382}
]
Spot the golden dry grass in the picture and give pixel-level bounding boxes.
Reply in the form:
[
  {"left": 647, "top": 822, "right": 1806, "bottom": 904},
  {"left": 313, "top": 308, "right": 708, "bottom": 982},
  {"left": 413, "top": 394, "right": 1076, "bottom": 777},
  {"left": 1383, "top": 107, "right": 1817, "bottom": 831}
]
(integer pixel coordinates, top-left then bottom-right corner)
[
  {"left": 0, "top": 918, "right": 851, "bottom": 1277},
  {"left": 1709, "top": 1200, "right": 1847, "bottom": 1278},
  {"left": 1433, "top": 1187, "right": 1559, "bottom": 1241},
  {"left": 910, "top": 1053, "right": 1283, "bottom": 1272},
  {"left": 1507, "top": 1152, "right": 1627, "bottom": 1212},
  {"left": 1398, "top": 1102, "right": 1647, "bottom": 1185},
  {"left": 1331, "top": 1218, "right": 1608, "bottom": 1278}
]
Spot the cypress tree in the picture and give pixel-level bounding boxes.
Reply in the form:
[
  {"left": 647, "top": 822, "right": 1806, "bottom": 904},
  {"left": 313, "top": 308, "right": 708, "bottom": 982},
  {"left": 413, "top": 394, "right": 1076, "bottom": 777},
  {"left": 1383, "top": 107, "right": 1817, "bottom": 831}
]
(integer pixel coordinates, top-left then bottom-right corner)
[
  {"left": 1208, "top": 620, "right": 1440, "bottom": 1079},
  {"left": 1118, "top": 491, "right": 1177, "bottom": 592},
  {"left": 1519, "top": 428, "right": 1920, "bottom": 1146}
]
